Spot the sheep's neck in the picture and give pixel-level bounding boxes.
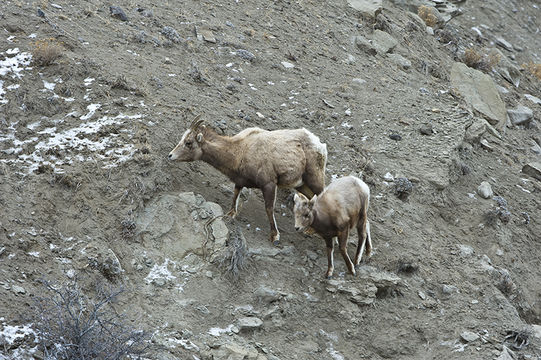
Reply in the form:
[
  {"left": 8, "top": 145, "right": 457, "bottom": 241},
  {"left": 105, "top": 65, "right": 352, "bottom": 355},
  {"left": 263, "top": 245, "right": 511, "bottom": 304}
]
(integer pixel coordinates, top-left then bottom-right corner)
[{"left": 200, "top": 134, "right": 240, "bottom": 181}]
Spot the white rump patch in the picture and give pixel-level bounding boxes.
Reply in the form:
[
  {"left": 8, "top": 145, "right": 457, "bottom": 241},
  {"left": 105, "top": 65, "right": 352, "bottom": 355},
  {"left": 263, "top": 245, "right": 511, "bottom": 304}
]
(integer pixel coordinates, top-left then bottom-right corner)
[
  {"left": 303, "top": 128, "right": 327, "bottom": 156},
  {"left": 354, "top": 177, "right": 370, "bottom": 197}
]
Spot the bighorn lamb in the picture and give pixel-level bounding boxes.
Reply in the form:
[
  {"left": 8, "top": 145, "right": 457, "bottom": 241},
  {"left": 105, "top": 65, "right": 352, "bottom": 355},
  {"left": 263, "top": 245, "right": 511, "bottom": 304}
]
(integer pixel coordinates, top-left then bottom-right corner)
[
  {"left": 293, "top": 175, "right": 372, "bottom": 278},
  {"left": 168, "top": 115, "right": 327, "bottom": 245}
]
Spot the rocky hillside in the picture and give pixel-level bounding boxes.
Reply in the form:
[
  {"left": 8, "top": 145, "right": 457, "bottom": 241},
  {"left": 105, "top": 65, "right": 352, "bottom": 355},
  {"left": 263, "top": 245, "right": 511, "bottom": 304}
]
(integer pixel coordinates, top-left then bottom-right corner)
[{"left": 1, "top": 0, "right": 540, "bottom": 359}]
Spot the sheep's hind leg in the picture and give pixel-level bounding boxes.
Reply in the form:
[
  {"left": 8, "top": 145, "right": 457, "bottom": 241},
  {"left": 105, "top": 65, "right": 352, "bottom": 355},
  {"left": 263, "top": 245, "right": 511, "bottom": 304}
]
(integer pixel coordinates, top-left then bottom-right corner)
[
  {"left": 226, "top": 185, "right": 242, "bottom": 218},
  {"left": 354, "top": 214, "right": 369, "bottom": 268},
  {"left": 262, "top": 183, "right": 280, "bottom": 246},
  {"left": 338, "top": 229, "right": 356, "bottom": 276}
]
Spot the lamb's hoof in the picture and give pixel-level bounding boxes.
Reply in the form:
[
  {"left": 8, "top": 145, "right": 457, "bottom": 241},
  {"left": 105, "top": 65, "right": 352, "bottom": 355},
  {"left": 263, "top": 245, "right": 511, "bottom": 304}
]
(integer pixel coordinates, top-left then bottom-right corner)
[
  {"left": 272, "top": 239, "right": 281, "bottom": 246},
  {"left": 326, "top": 275, "right": 333, "bottom": 280},
  {"left": 225, "top": 209, "right": 237, "bottom": 218}
]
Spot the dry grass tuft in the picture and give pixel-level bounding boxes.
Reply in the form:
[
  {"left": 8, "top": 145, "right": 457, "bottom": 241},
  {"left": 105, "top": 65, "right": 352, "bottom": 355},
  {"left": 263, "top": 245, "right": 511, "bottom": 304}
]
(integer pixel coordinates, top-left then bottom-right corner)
[
  {"left": 463, "top": 48, "right": 500, "bottom": 72},
  {"left": 32, "top": 38, "right": 63, "bottom": 66},
  {"left": 418, "top": 5, "right": 438, "bottom": 28}
]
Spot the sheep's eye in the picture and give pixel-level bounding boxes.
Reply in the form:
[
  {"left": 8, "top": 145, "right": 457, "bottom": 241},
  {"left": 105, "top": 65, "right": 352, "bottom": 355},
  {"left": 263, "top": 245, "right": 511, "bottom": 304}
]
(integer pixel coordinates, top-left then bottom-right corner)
[
  {"left": 304, "top": 214, "right": 309, "bottom": 219},
  {"left": 185, "top": 141, "right": 192, "bottom": 148}
]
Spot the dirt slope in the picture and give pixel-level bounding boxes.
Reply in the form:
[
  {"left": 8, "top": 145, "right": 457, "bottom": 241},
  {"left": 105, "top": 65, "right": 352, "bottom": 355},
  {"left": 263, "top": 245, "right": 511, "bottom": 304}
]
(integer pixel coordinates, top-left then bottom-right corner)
[{"left": 1, "top": 0, "right": 540, "bottom": 359}]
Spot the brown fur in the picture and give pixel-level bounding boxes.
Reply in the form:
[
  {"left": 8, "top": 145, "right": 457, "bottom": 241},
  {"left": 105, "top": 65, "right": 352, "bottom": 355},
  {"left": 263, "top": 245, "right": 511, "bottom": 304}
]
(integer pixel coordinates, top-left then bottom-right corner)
[
  {"left": 293, "top": 176, "right": 372, "bottom": 278},
  {"left": 169, "top": 117, "right": 327, "bottom": 245}
]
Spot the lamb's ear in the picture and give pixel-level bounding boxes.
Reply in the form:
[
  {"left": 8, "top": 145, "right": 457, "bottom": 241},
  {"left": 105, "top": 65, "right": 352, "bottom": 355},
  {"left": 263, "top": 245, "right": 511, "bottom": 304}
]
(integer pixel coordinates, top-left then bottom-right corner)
[
  {"left": 309, "top": 194, "right": 317, "bottom": 206},
  {"left": 196, "top": 133, "right": 203, "bottom": 143},
  {"left": 294, "top": 193, "right": 301, "bottom": 203}
]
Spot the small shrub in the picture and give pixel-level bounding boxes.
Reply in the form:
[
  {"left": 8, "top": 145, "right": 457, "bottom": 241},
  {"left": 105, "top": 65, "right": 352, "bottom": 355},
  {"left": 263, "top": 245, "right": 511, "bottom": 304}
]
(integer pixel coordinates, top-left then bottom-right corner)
[
  {"left": 31, "top": 278, "right": 150, "bottom": 360},
  {"left": 463, "top": 48, "right": 500, "bottom": 72},
  {"left": 418, "top": 5, "right": 438, "bottom": 28},
  {"left": 32, "top": 38, "right": 63, "bottom": 66}
]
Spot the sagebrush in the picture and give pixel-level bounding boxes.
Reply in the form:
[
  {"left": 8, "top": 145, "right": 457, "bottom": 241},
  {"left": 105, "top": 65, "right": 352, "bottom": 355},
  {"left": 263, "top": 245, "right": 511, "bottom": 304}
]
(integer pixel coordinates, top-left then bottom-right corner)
[{"left": 31, "top": 278, "right": 150, "bottom": 360}]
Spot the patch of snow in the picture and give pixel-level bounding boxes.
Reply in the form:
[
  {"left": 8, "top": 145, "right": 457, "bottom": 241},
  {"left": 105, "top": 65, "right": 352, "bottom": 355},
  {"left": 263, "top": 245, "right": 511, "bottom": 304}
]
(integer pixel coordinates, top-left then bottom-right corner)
[
  {"left": 0, "top": 323, "right": 35, "bottom": 345},
  {"left": 145, "top": 259, "right": 177, "bottom": 284},
  {"left": 208, "top": 324, "right": 234, "bottom": 337},
  {"left": 43, "top": 80, "right": 56, "bottom": 91},
  {"left": 83, "top": 77, "right": 95, "bottom": 86},
  {"left": 0, "top": 51, "right": 32, "bottom": 78},
  {"left": 80, "top": 103, "right": 101, "bottom": 120}
]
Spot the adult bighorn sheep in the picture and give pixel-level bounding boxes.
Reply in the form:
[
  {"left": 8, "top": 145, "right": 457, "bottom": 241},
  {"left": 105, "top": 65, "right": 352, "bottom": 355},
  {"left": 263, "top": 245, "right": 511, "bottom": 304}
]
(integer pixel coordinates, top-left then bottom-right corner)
[
  {"left": 168, "top": 115, "right": 328, "bottom": 245},
  {"left": 293, "top": 175, "right": 372, "bottom": 278}
]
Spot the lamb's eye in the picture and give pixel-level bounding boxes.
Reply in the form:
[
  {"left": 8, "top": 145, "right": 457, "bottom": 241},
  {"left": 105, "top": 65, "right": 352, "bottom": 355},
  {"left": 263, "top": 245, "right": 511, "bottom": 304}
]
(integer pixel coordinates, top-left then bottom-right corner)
[
  {"left": 185, "top": 141, "right": 192, "bottom": 148},
  {"left": 304, "top": 214, "right": 309, "bottom": 219}
]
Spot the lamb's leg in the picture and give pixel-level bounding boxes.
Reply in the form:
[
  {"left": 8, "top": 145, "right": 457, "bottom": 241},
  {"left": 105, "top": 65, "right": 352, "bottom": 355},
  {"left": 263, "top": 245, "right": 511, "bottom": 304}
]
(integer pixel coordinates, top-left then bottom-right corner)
[
  {"left": 354, "top": 212, "right": 368, "bottom": 267},
  {"left": 338, "top": 228, "right": 356, "bottom": 276},
  {"left": 262, "top": 183, "right": 280, "bottom": 245},
  {"left": 226, "top": 185, "right": 243, "bottom": 218},
  {"left": 325, "top": 237, "right": 334, "bottom": 279}
]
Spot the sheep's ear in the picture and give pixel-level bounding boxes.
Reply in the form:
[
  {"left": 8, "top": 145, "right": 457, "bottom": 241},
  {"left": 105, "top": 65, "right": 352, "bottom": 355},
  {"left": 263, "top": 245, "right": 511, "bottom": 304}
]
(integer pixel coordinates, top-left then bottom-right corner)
[
  {"left": 196, "top": 133, "right": 203, "bottom": 143},
  {"left": 309, "top": 194, "right": 317, "bottom": 206},
  {"left": 294, "top": 193, "right": 301, "bottom": 203}
]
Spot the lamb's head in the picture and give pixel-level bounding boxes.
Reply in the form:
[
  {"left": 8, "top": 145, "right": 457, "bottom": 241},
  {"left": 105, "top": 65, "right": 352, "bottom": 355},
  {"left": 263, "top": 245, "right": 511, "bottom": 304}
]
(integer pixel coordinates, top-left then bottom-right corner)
[
  {"left": 293, "top": 192, "right": 317, "bottom": 232},
  {"left": 168, "top": 115, "right": 205, "bottom": 161}
]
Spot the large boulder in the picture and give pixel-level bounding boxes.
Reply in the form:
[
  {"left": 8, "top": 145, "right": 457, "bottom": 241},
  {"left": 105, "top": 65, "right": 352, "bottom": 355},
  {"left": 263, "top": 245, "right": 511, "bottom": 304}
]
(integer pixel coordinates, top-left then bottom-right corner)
[
  {"left": 347, "top": 0, "right": 382, "bottom": 18},
  {"left": 450, "top": 62, "right": 507, "bottom": 130},
  {"left": 135, "top": 192, "right": 228, "bottom": 260}
]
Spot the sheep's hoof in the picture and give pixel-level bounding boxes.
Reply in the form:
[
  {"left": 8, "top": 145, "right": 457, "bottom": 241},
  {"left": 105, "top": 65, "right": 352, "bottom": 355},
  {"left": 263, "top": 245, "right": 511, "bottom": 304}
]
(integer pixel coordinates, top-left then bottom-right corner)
[
  {"left": 272, "top": 239, "right": 281, "bottom": 246},
  {"left": 226, "top": 209, "right": 237, "bottom": 218},
  {"left": 326, "top": 275, "right": 333, "bottom": 280}
]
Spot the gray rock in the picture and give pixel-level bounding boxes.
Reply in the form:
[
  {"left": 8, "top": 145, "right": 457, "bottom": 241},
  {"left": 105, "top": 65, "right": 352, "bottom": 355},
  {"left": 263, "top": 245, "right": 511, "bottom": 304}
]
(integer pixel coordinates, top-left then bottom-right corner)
[
  {"left": 351, "top": 78, "right": 367, "bottom": 87},
  {"left": 203, "top": 342, "right": 259, "bottom": 360},
  {"left": 161, "top": 26, "right": 183, "bottom": 44},
  {"left": 522, "top": 162, "right": 541, "bottom": 181},
  {"left": 496, "top": 37, "right": 514, "bottom": 52},
  {"left": 464, "top": 118, "right": 488, "bottom": 143},
  {"left": 531, "top": 140, "right": 541, "bottom": 155},
  {"left": 254, "top": 286, "right": 281, "bottom": 303},
  {"left": 490, "top": 49, "right": 521, "bottom": 87},
  {"left": 387, "top": 53, "right": 411, "bottom": 70},
  {"left": 524, "top": 94, "right": 541, "bottom": 105},
  {"left": 135, "top": 192, "right": 228, "bottom": 259},
  {"left": 477, "top": 181, "right": 493, "bottom": 199},
  {"left": 450, "top": 62, "right": 507, "bottom": 130},
  {"left": 109, "top": 6, "right": 128, "bottom": 21},
  {"left": 372, "top": 30, "right": 398, "bottom": 54},
  {"left": 11, "top": 285, "right": 26, "bottom": 294},
  {"left": 497, "top": 346, "right": 515, "bottom": 360},
  {"left": 442, "top": 284, "right": 458, "bottom": 295},
  {"left": 507, "top": 105, "right": 533, "bottom": 126},
  {"left": 236, "top": 49, "right": 255, "bottom": 62},
  {"left": 195, "top": 27, "right": 216, "bottom": 43},
  {"left": 347, "top": 0, "right": 382, "bottom": 17},
  {"left": 458, "top": 244, "right": 474, "bottom": 257},
  {"left": 236, "top": 317, "right": 263, "bottom": 331},
  {"left": 281, "top": 61, "right": 295, "bottom": 69},
  {"left": 532, "top": 324, "right": 541, "bottom": 339},
  {"left": 461, "top": 331, "right": 479, "bottom": 342},
  {"left": 354, "top": 35, "right": 376, "bottom": 55},
  {"left": 394, "top": 177, "right": 413, "bottom": 199}
]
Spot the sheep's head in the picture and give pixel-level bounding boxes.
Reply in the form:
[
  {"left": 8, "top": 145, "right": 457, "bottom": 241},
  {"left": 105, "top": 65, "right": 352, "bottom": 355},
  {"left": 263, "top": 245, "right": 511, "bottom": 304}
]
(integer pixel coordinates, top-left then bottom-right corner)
[
  {"left": 168, "top": 115, "right": 205, "bottom": 161},
  {"left": 293, "top": 192, "right": 317, "bottom": 232}
]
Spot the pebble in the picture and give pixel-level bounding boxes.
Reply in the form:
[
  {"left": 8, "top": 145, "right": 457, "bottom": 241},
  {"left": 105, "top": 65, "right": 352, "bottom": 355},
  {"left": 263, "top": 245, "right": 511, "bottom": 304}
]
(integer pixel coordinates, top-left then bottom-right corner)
[
  {"left": 496, "top": 37, "right": 514, "bottom": 52},
  {"left": 524, "top": 94, "right": 541, "bottom": 105},
  {"left": 458, "top": 244, "right": 474, "bottom": 257},
  {"left": 109, "top": 6, "right": 128, "bottom": 21},
  {"left": 442, "top": 284, "right": 458, "bottom": 295},
  {"left": 236, "top": 317, "right": 263, "bottom": 331},
  {"left": 507, "top": 105, "right": 533, "bottom": 126},
  {"left": 477, "top": 181, "right": 493, "bottom": 199},
  {"left": 236, "top": 49, "right": 255, "bottom": 62},
  {"left": 281, "top": 61, "right": 295, "bottom": 69},
  {"left": 11, "top": 285, "right": 26, "bottom": 294},
  {"left": 461, "top": 331, "right": 480, "bottom": 342},
  {"left": 254, "top": 285, "right": 281, "bottom": 303}
]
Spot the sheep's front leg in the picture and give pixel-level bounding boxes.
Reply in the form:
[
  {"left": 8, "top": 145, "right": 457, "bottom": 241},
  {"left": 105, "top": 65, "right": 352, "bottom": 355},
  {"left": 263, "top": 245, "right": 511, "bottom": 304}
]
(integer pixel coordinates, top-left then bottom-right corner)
[
  {"left": 325, "top": 237, "right": 334, "bottom": 279},
  {"left": 226, "top": 185, "right": 243, "bottom": 218},
  {"left": 338, "top": 228, "right": 356, "bottom": 276},
  {"left": 262, "top": 183, "right": 280, "bottom": 245}
]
